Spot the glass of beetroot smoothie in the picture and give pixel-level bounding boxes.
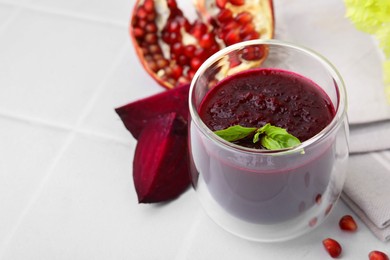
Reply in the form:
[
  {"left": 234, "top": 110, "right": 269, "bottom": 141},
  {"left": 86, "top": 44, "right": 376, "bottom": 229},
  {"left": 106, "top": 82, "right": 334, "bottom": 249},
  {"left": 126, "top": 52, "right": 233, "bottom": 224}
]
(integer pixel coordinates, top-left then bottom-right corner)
[{"left": 189, "top": 40, "right": 349, "bottom": 242}]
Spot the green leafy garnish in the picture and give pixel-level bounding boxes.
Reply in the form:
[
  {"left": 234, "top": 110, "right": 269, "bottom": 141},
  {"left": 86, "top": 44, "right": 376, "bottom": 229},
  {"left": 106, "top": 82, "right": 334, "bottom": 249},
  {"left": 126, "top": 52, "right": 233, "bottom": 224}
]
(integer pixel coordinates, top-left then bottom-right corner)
[{"left": 214, "top": 123, "right": 301, "bottom": 150}]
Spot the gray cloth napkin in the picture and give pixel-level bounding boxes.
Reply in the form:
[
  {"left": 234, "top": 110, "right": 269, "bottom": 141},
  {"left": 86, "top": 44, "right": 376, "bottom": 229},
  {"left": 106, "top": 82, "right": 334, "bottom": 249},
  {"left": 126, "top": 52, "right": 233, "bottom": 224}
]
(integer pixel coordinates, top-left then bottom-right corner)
[{"left": 274, "top": 0, "right": 390, "bottom": 241}]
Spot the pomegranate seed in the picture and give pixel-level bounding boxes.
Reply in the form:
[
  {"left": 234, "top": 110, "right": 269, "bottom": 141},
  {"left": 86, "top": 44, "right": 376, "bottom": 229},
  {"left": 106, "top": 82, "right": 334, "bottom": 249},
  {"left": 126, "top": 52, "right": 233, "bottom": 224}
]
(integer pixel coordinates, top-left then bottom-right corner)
[
  {"left": 145, "top": 23, "right": 157, "bottom": 33},
  {"left": 168, "top": 20, "right": 180, "bottom": 33},
  {"left": 369, "top": 251, "right": 389, "bottom": 260},
  {"left": 149, "top": 44, "right": 161, "bottom": 54},
  {"left": 190, "top": 57, "right": 202, "bottom": 71},
  {"left": 168, "top": 32, "right": 181, "bottom": 44},
  {"left": 137, "top": 19, "right": 147, "bottom": 28},
  {"left": 216, "top": 0, "right": 227, "bottom": 9},
  {"left": 322, "top": 238, "right": 342, "bottom": 258},
  {"left": 184, "top": 45, "right": 196, "bottom": 56},
  {"left": 145, "top": 33, "right": 158, "bottom": 44},
  {"left": 241, "top": 46, "right": 263, "bottom": 60},
  {"left": 190, "top": 21, "right": 208, "bottom": 39},
  {"left": 147, "top": 60, "right": 158, "bottom": 72},
  {"left": 224, "top": 30, "right": 241, "bottom": 45},
  {"left": 171, "top": 42, "right": 184, "bottom": 55},
  {"left": 235, "top": 12, "right": 253, "bottom": 24},
  {"left": 170, "top": 65, "right": 183, "bottom": 79},
  {"left": 315, "top": 194, "right": 322, "bottom": 204},
  {"left": 143, "top": 0, "right": 154, "bottom": 12},
  {"left": 228, "top": 54, "right": 241, "bottom": 67},
  {"left": 137, "top": 7, "right": 148, "bottom": 19},
  {"left": 217, "top": 9, "right": 233, "bottom": 23},
  {"left": 146, "top": 12, "right": 155, "bottom": 22},
  {"left": 156, "top": 58, "right": 169, "bottom": 69},
  {"left": 133, "top": 27, "right": 144, "bottom": 38},
  {"left": 222, "top": 20, "right": 238, "bottom": 33},
  {"left": 339, "top": 215, "right": 358, "bottom": 232},
  {"left": 229, "top": 0, "right": 245, "bottom": 6},
  {"left": 187, "top": 70, "right": 196, "bottom": 80},
  {"left": 199, "top": 33, "right": 215, "bottom": 49},
  {"left": 243, "top": 31, "right": 260, "bottom": 41},
  {"left": 167, "top": 0, "right": 177, "bottom": 9},
  {"left": 177, "top": 55, "right": 188, "bottom": 66},
  {"left": 194, "top": 48, "right": 207, "bottom": 60}
]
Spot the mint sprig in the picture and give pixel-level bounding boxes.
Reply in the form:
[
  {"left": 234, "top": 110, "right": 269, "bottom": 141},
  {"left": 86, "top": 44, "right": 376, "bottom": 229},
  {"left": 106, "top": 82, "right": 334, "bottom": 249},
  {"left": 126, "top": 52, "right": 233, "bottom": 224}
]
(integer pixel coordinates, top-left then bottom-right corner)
[{"left": 214, "top": 123, "right": 301, "bottom": 150}]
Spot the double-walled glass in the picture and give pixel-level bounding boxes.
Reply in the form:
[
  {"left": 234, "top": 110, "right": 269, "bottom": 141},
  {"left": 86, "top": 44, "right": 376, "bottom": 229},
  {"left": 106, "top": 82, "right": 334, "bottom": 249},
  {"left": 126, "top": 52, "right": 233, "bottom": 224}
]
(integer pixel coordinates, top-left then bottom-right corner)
[{"left": 189, "top": 40, "right": 349, "bottom": 242}]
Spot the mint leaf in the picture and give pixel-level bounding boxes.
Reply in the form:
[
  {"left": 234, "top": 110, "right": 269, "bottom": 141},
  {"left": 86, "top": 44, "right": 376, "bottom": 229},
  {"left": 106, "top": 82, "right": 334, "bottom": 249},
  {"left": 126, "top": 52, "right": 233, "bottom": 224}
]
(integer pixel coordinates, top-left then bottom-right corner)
[
  {"left": 214, "top": 123, "right": 301, "bottom": 150},
  {"left": 214, "top": 125, "right": 257, "bottom": 142},
  {"left": 258, "top": 123, "right": 301, "bottom": 150}
]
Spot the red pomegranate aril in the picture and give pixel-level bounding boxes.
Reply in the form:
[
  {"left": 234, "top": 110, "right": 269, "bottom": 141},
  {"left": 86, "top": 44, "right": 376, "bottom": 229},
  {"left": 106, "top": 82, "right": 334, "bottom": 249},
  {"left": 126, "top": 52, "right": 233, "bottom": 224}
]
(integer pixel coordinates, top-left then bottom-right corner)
[
  {"left": 369, "top": 251, "right": 389, "bottom": 260},
  {"left": 168, "top": 32, "right": 182, "bottom": 44},
  {"left": 243, "top": 31, "right": 260, "bottom": 41},
  {"left": 167, "top": 0, "right": 178, "bottom": 9},
  {"left": 217, "top": 8, "right": 233, "bottom": 23},
  {"left": 145, "top": 33, "right": 158, "bottom": 43},
  {"left": 322, "top": 238, "right": 342, "bottom": 258},
  {"left": 235, "top": 11, "right": 253, "bottom": 24},
  {"left": 167, "top": 20, "right": 180, "bottom": 33},
  {"left": 149, "top": 44, "right": 161, "bottom": 54},
  {"left": 190, "top": 57, "right": 203, "bottom": 71},
  {"left": 146, "top": 12, "right": 155, "bottom": 22},
  {"left": 143, "top": 0, "right": 154, "bottom": 12},
  {"left": 216, "top": 0, "right": 227, "bottom": 9},
  {"left": 184, "top": 44, "right": 196, "bottom": 56},
  {"left": 229, "top": 0, "right": 245, "bottom": 6},
  {"left": 148, "top": 60, "right": 158, "bottom": 72},
  {"left": 171, "top": 42, "right": 184, "bottom": 55},
  {"left": 240, "top": 23, "right": 255, "bottom": 37},
  {"left": 137, "top": 6, "right": 148, "bottom": 19},
  {"left": 156, "top": 58, "right": 169, "bottom": 69},
  {"left": 145, "top": 23, "right": 157, "bottom": 33},
  {"left": 171, "top": 65, "right": 183, "bottom": 79},
  {"left": 133, "top": 27, "right": 144, "bottom": 38},
  {"left": 199, "top": 33, "right": 215, "bottom": 49},
  {"left": 339, "top": 215, "right": 358, "bottom": 232},
  {"left": 190, "top": 21, "right": 208, "bottom": 39},
  {"left": 224, "top": 30, "right": 241, "bottom": 45},
  {"left": 177, "top": 55, "right": 189, "bottom": 66},
  {"left": 137, "top": 18, "right": 147, "bottom": 28}
]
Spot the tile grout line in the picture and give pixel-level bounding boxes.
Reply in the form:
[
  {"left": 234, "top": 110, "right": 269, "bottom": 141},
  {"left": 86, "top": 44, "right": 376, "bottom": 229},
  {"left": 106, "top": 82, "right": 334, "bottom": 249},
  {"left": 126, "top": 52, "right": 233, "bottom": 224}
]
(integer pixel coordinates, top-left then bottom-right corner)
[
  {"left": 0, "top": 42, "right": 129, "bottom": 259},
  {"left": 0, "top": 1, "right": 128, "bottom": 28},
  {"left": 0, "top": 110, "right": 132, "bottom": 147}
]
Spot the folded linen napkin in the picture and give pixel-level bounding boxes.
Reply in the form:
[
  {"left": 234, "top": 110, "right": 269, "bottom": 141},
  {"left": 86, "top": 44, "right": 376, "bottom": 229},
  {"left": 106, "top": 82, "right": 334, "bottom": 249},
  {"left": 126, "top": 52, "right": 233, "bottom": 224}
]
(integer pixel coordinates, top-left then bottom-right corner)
[{"left": 274, "top": 0, "right": 390, "bottom": 241}]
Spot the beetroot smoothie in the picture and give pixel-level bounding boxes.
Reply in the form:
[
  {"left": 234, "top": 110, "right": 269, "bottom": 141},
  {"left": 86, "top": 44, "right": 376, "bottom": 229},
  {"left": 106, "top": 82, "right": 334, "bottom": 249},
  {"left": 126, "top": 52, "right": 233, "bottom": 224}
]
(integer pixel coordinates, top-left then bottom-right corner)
[{"left": 191, "top": 68, "right": 338, "bottom": 224}]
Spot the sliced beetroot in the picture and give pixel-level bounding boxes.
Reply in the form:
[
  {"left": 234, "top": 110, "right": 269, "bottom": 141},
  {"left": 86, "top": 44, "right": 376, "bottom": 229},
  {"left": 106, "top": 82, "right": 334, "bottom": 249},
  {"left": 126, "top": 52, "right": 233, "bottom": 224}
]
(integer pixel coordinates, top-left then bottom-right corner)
[
  {"left": 133, "top": 112, "right": 190, "bottom": 203},
  {"left": 115, "top": 84, "right": 190, "bottom": 139}
]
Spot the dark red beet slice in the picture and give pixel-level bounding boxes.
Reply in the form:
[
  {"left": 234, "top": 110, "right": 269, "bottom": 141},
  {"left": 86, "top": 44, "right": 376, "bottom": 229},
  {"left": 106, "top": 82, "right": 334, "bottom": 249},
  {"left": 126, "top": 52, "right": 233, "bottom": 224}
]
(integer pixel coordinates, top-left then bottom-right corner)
[
  {"left": 133, "top": 112, "right": 190, "bottom": 203},
  {"left": 115, "top": 84, "right": 190, "bottom": 139}
]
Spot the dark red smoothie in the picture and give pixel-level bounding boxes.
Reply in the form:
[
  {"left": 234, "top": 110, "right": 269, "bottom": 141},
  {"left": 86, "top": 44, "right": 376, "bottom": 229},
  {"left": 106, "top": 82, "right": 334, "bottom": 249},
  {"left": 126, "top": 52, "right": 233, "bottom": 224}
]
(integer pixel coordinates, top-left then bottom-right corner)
[
  {"left": 191, "top": 68, "right": 338, "bottom": 224},
  {"left": 199, "top": 68, "right": 335, "bottom": 148}
]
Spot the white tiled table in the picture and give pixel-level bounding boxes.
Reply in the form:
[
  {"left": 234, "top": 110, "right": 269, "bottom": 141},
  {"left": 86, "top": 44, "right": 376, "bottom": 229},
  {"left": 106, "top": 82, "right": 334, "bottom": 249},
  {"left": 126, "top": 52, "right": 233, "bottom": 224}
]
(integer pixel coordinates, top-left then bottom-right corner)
[{"left": 0, "top": 0, "right": 388, "bottom": 259}]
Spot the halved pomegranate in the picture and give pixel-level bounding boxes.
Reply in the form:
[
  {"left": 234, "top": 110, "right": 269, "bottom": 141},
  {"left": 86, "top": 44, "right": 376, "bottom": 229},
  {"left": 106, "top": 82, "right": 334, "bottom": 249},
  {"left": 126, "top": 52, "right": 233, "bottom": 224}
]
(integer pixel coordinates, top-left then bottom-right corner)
[{"left": 130, "top": 0, "right": 274, "bottom": 89}]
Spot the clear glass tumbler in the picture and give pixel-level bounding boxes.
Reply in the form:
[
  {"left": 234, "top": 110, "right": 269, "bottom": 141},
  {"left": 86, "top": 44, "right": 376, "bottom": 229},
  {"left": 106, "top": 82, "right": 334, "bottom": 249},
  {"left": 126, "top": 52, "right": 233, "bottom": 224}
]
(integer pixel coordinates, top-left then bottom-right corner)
[{"left": 188, "top": 39, "right": 349, "bottom": 242}]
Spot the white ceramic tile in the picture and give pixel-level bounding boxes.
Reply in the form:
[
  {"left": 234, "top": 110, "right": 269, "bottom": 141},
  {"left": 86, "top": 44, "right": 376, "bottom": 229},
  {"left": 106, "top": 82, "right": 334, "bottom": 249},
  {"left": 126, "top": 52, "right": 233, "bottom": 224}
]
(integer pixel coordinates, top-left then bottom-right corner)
[
  {"left": 0, "top": 116, "right": 69, "bottom": 249},
  {"left": 79, "top": 40, "right": 163, "bottom": 141},
  {"left": 29, "top": 0, "right": 134, "bottom": 25},
  {"left": 0, "top": 9, "right": 126, "bottom": 127},
  {"left": 0, "top": 4, "right": 16, "bottom": 27},
  {"left": 1, "top": 133, "right": 199, "bottom": 260},
  {"left": 179, "top": 202, "right": 389, "bottom": 260}
]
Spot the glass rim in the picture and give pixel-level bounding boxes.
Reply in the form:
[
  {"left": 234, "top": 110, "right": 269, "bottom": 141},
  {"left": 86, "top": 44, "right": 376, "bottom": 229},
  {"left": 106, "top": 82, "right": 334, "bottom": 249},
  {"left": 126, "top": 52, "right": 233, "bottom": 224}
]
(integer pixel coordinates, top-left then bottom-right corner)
[{"left": 189, "top": 39, "right": 348, "bottom": 155}]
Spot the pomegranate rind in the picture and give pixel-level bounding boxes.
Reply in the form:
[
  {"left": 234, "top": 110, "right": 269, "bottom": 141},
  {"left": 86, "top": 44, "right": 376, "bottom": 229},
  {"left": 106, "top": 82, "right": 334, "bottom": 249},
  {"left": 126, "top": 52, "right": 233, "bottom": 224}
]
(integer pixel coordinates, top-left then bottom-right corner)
[
  {"left": 133, "top": 112, "right": 190, "bottom": 203},
  {"left": 130, "top": 0, "right": 275, "bottom": 90},
  {"left": 115, "top": 84, "right": 190, "bottom": 139}
]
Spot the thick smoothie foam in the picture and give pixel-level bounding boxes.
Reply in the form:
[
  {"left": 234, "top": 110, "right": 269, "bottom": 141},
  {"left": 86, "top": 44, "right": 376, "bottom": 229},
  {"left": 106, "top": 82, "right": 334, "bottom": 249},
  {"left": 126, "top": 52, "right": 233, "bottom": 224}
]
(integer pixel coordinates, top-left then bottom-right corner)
[{"left": 199, "top": 68, "right": 335, "bottom": 148}]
